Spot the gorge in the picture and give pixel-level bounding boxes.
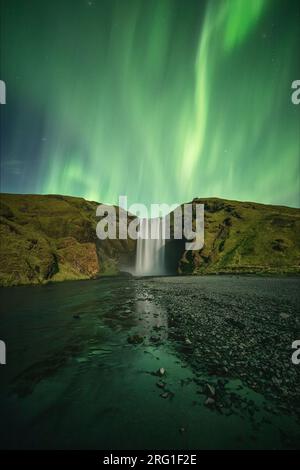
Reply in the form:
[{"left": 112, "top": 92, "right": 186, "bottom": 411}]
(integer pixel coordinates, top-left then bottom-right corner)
[
  {"left": 1, "top": 193, "right": 300, "bottom": 449},
  {"left": 0, "top": 193, "right": 300, "bottom": 286}
]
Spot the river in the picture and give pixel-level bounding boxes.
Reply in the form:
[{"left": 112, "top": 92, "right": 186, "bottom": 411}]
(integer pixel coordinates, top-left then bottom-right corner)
[{"left": 0, "top": 276, "right": 299, "bottom": 449}]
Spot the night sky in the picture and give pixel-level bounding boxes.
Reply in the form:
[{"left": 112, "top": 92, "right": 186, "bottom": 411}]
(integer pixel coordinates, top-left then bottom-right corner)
[{"left": 1, "top": 0, "right": 299, "bottom": 209}]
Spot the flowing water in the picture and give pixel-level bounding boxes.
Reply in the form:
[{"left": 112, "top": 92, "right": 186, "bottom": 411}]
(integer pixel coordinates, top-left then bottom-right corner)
[
  {"left": 135, "top": 218, "right": 165, "bottom": 276},
  {"left": 0, "top": 277, "right": 299, "bottom": 449}
]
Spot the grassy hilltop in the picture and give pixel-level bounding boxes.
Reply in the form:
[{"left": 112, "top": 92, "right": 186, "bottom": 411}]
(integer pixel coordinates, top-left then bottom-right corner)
[
  {"left": 0, "top": 193, "right": 136, "bottom": 286},
  {"left": 0, "top": 193, "right": 299, "bottom": 286},
  {"left": 178, "top": 198, "right": 300, "bottom": 275}
]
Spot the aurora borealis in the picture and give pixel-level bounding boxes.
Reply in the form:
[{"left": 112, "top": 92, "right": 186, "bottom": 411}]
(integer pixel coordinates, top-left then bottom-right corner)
[{"left": 0, "top": 0, "right": 299, "bottom": 209}]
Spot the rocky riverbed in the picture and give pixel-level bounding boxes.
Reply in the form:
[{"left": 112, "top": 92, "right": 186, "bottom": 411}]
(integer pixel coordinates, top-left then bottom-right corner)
[
  {"left": 0, "top": 275, "right": 299, "bottom": 449},
  {"left": 136, "top": 276, "right": 300, "bottom": 433}
]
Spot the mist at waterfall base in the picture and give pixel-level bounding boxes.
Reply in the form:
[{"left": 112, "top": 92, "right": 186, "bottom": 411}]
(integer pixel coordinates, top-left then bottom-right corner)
[{"left": 135, "top": 218, "right": 166, "bottom": 276}]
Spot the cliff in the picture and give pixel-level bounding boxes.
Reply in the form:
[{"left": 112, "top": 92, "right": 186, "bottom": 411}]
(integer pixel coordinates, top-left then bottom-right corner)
[
  {"left": 0, "top": 193, "right": 299, "bottom": 287},
  {"left": 177, "top": 198, "right": 300, "bottom": 275},
  {"left": 0, "top": 193, "right": 136, "bottom": 286}
]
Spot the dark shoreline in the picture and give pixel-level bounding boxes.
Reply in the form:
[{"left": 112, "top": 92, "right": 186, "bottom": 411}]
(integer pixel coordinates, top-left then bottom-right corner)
[
  {"left": 0, "top": 275, "right": 299, "bottom": 449},
  {"left": 1, "top": 270, "right": 300, "bottom": 289},
  {"left": 142, "top": 276, "right": 300, "bottom": 429}
]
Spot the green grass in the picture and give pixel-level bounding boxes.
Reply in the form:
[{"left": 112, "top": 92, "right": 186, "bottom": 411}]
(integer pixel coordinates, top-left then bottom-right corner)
[
  {"left": 0, "top": 193, "right": 135, "bottom": 286},
  {"left": 1, "top": 193, "right": 299, "bottom": 286}
]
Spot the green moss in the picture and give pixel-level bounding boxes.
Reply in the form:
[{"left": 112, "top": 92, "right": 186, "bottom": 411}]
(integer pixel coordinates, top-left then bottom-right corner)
[
  {"left": 1, "top": 193, "right": 299, "bottom": 285},
  {"left": 0, "top": 193, "right": 136, "bottom": 286},
  {"left": 178, "top": 198, "right": 300, "bottom": 275}
]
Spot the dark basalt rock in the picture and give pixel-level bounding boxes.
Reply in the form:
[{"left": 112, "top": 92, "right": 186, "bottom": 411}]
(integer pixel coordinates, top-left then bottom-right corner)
[{"left": 127, "top": 334, "right": 144, "bottom": 345}]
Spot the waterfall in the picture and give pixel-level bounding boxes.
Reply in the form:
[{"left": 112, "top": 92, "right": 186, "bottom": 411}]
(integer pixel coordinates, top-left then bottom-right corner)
[{"left": 135, "top": 218, "right": 166, "bottom": 276}]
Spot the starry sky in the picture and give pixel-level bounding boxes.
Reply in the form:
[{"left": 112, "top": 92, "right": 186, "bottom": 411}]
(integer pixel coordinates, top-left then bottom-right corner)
[{"left": 0, "top": 0, "right": 299, "bottom": 209}]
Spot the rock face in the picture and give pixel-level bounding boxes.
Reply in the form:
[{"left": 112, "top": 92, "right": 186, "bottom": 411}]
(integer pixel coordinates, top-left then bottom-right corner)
[
  {"left": 176, "top": 198, "right": 300, "bottom": 275},
  {"left": 1, "top": 194, "right": 299, "bottom": 286},
  {"left": 0, "top": 193, "right": 136, "bottom": 286}
]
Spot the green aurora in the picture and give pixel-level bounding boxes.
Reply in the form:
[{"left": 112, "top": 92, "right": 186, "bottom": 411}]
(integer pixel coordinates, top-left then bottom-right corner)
[{"left": 0, "top": 0, "right": 299, "bottom": 209}]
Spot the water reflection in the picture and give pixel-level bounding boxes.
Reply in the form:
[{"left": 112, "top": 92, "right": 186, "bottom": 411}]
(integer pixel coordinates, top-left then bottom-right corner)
[
  {"left": 4, "top": 279, "right": 170, "bottom": 397},
  {"left": 0, "top": 278, "right": 299, "bottom": 450}
]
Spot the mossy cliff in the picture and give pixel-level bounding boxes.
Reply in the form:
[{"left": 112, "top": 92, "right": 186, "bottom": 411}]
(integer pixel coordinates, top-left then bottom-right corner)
[
  {"left": 0, "top": 193, "right": 136, "bottom": 286},
  {"left": 1, "top": 194, "right": 299, "bottom": 286},
  {"left": 175, "top": 198, "right": 300, "bottom": 275}
]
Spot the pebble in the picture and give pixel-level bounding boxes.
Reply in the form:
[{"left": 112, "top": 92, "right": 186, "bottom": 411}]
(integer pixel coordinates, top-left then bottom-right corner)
[
  {"left": 156, "top": 381, "right": 166, "bottom": 389},
  {"left": 157, "top": 367, "right": 166, "bottom": 377},
  {"left": 205, "top": 397, "right": 215, "bottom": 406}
]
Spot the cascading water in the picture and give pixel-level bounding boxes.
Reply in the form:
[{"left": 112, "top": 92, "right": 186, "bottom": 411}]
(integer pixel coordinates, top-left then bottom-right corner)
[{"left": 135, "top": 217, "right": 165, "bottom": 276}]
